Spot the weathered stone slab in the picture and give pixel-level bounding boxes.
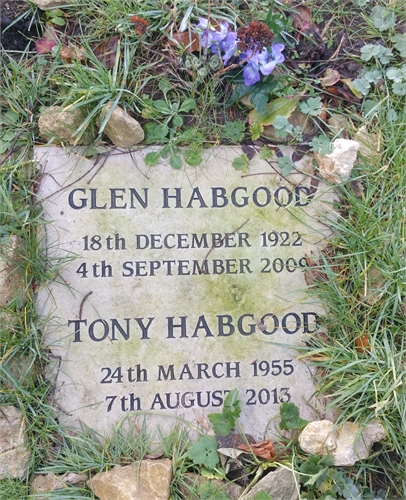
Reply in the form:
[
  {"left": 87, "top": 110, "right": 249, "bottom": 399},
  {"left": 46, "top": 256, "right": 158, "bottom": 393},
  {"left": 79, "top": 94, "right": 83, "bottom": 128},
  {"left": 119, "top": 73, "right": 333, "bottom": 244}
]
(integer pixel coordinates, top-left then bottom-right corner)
[
  {"left": 35, "top": 146, "right": 334, "bottom": 438},
  {"left": 0, "top": 235, "right": 25, "bottom": 307},
  {"left": 87, "top": 460, "right": 172, "bottom": 500},
  {"left": 0, "top": 406, "right": 31, "bottom": 479}
]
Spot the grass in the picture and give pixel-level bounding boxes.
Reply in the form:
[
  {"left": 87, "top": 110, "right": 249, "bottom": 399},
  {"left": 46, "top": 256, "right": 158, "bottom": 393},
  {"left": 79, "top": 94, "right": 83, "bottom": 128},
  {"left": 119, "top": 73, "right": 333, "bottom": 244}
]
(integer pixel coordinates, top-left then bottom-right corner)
[{"left": 1, "top": 0, "right": 406, "bottom": 497}]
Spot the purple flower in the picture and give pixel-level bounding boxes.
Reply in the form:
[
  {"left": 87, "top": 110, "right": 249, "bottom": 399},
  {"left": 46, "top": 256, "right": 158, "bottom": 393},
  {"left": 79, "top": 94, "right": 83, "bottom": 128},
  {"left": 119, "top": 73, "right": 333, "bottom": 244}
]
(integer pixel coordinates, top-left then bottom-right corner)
[
  {"left": 194, "top": 18, "right": 285, "bottom": 86},
  {"left": 220, "top": 31, "right": 238, "bottom": 64},
  {"left": 241, "top": 44, "right": 285, "bottom": 86},
  {"left": 260, "top": 44, "right": 285, "bottom": 76},
  {"left": 243, "top": 61, "right": 261, "bottom": 85},
  {"left": 196, "top": 17, "right": 230, "bottom": 52}
]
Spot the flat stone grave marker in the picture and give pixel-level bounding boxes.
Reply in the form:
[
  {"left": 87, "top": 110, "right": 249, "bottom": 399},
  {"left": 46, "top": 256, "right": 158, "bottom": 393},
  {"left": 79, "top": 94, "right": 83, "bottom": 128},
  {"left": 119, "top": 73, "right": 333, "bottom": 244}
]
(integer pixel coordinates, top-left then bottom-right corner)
[{"left": 36, "top": 146, "right": 333, "bottom": 438}]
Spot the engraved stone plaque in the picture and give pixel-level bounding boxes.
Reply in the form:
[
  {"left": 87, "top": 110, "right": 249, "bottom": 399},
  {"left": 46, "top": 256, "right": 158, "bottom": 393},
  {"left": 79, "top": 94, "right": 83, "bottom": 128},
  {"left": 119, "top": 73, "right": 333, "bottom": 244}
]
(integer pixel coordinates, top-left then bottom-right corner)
[{"left": 36, "top": 146, "right": 333, "bottom": 438}]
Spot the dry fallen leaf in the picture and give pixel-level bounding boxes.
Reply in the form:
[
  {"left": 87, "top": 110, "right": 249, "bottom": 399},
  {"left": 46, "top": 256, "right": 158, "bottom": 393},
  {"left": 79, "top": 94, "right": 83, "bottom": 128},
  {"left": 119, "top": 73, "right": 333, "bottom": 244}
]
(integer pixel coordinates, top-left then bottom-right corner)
[
  {"left": 355, "top": 334, "right": 370, "bottom": 354},
  {"left": 237, "top": 440, "right": 276, "bottom": 461},
  {"left": 93, "top": 36, "right": 120, "bottom": 69},
  {"left": 320, "top": 68, "right": 341, "bottom": 87},
  {"left": 60, "top": 45, "right": 86, "bottom": 63},
  {"left": 290, "top": 4, "right": 312, "bottom": 32},
  {"left": 36, "top": 23, "right": 58, "bottom": 54},
  {"left": 169, "top": 31, "right": 200, "bottom": 53}
]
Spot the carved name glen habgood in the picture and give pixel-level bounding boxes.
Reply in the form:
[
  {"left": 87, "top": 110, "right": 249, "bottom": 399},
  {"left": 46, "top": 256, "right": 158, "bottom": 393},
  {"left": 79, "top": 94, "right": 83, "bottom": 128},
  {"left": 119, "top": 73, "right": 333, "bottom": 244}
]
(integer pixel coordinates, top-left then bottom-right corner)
[{"left": 35, "top": 146, "right": 333, "bottom": 437}]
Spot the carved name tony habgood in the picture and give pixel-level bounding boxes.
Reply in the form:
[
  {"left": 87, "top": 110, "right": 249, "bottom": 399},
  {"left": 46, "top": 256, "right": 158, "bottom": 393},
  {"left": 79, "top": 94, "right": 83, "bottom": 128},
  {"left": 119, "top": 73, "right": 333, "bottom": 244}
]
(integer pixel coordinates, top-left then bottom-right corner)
[{"left": 35, "top": 146, "right": 334, "bottom": 438}]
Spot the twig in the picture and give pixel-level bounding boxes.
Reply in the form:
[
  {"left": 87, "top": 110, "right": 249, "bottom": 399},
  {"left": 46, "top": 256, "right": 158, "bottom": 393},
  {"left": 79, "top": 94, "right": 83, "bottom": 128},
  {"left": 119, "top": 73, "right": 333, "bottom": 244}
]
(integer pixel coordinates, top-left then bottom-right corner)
[
  {"left": 79, "top": 291, "right": 93, "bottom": 320},
  {"left": 199, "top": 219, "right": 250, "bottom": 273},
  {"left": 328, "top": 34, "right": 346, "bottom": 61},
  {"left": 44, "top": 161, "right": 99, "bottom": 200},
  {"left": 0, "top": 130, "right": 26, "bottom": 167}
]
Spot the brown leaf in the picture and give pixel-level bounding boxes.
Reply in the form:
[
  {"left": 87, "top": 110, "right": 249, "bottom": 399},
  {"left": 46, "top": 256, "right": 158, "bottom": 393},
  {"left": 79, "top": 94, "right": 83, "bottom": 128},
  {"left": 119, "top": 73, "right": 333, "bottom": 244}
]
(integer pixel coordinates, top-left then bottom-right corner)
[
  {"left": 93, "top": 36, "right": 120, "bottom": 69},
  {"left": 242, "top": 143, "right": 256, "bottom": 160},
  {"left": 326, "top": 85, "right": 359, "bottom": 103},
  {"left": 290, "top": 5, "right": 312, "bottom": 32},
  {"left": 169, "top": 31, "right": 200, "bottom": 53},
  {"left": 303, "top": 253, "right": 327, "bottom": 286},
  {"left": 35, "top": 23, "right": 58, "bottom": 54},
  {"left": 237, "top": 440, "right": 276, "bottom": 461},
  {"left": 60, "top": 45, "right": 86, "bottom": 63},
  {"left": 355, "top": 334, "right": 370, "bottom": 354},
  {"left": 320, "top": 68, "right": 340, "bottom": 87},
  {"left": 36, "top": 38, "right": 57, "bottom": 54}
]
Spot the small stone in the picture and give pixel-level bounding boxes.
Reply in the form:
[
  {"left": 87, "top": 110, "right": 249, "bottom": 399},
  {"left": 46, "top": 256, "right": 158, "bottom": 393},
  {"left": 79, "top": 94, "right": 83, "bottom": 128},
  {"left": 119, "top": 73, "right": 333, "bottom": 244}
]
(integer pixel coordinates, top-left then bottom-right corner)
[
  {"left": 32, "top": 473, "right": 67, "bottom": 498},
  {"left": 38, "top": 106, "right": 94, "bottom": 145},
  {"left": 0, "top": 406, "right": 31, "bottom": 479},
  {"left": 327, "top": 115, "right": 349, "bottom": 139},
  {"left": 97, "top": 103, "right": 144, "bottom": 148},
  {"left": 314, "top": 138, "right": 359, "bottom": 183},
  {"left": 241, "top": 466, "right": 299, "bottom": 500},
  {"left": 0, "top": 235, "right": 26, "bottom": 307},
  {"left": 30, "top": 0, "right": 74, "bottom": 10},
  {"left": 299, "top": 419, "right": 387, "bottom": 466},
  {"left": 87, "top": 459, "right": 172, "bottom": 500},
  {"left": 354, "top": 126, "right": 379, "bottom": 159},
  {"left": 180, "top": 473, "right": 243, "bottom": 500},
  {"left": 63, "top": 471, "right": 88, "bottom": 486},
  {"left": 333, "top": 420, "right": 386, "bottom": 466},
  {"left": 299, "top": 420, "right": 336, "bottom": 456}
]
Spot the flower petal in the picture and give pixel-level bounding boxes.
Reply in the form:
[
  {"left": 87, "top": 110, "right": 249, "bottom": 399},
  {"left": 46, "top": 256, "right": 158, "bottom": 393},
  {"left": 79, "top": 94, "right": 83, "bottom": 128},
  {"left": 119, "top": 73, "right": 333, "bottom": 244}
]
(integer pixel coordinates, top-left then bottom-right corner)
[{"left": 243, "top": 62, "right": 260, "bottom": 85}]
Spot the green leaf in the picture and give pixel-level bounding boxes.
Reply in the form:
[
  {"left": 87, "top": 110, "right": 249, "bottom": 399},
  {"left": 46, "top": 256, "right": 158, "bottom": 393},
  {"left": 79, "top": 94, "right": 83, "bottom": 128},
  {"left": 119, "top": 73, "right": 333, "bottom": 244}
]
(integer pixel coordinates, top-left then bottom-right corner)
[
  {"left": 50, "top": 16, "right": 65, "bottom": 26},
  {"left": 250, "top": 122, "right": 264, "bottom": 141},
  {"left": 266, "top": 13, "right": 290, "bottom": 36},
  {"left": 208, "top": 388, "right": 242, "bottom": 435},
  {"left": 223, "top": 120, "right": 246, "bottom": 142},
  {"left": 248, "top": 78, "right": 279, "bottom": 114},
  {"left": 279, "top": 401, "right": 309, "bottom": 430},
  {"left": 310, "top": 135, "right": 333, "bottom": 155},
  {"left": 223, "top": 388, "right": 242, "bottom": 417},
  {"left": 153, "top": 100, "right": 171, "bottom": 114},
  {"left": 299, "top": 97, "right": 323, "bottom": 117},
  {"left": 363, "top": 69, "right": 382, "bottom": 83},
  {"left": 273, "top": 115, "right": 293, "bottom": 138},
  {"left": 253, "top": 492, "right": 272, "bottom": 500},
  {"left": 197, "top": 481, "right": 231, "bottom": 500},
  {"left": 184, "top": 149, "right": 203, "bottom": 166},
  {"left": 172, "top": 115, "right": 183, "bottom": 128},
  {"left": 209, "top": 54, "right": 222, "bottom": 70},
  {"left": 277, "top": 156, "right": 295, "bottom": 176},
  {"left": 0, "top": 141, "right": 12, "bottom": 155},
  {"left": 391, "top": 34, "right": 406, "bottom": 53},
  {"left": 231, "top": 154, "right": 249, "bottom": 173},
  {"left": 249, "top": 96, "right": 300, "bottom": 128},
  {"left": 392, "top": 81, "right": 406, "bottom": 96},
  {"left": 352, "top": 78, "right": 371, "bottom": 96},
  {"left": 170, "top": 154, "right": 183, "bottom": 170},
  {"left": 188, "top": 435, "right": 219, "bottom": 469},
  {"left": 371, "top": 6, "right": 396, "bottom": 31},
  {"left": 179, "top": 98, "right": 197, "bottom": 113},
  {"left": 143, "top": 122, "right": 169, "bottom": 143},
  {"left": 360, "top": 44, "right": 392, "bottom": 64},
  {"left": 158, "top": 79, "right": 172, "bottom": 94},
  {"left": 228, "top": 83, "right": 253, "bottom": 105},
  {"left": 144, "top": 151, "right": 161, "bottom": 166},
  {"left": 259, "top": 145, "right": 274, "bottom": 160}
]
